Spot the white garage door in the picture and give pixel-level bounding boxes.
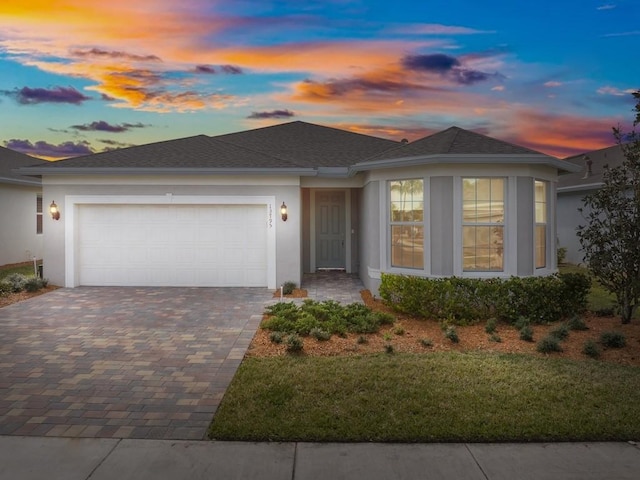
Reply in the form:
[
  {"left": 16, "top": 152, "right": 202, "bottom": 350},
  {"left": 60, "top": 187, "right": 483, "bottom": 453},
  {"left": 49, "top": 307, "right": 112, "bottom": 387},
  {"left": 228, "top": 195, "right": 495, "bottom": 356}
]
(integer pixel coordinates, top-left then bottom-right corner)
[{"left": 77, "top": 204, "right": 268, "bottom": 287}]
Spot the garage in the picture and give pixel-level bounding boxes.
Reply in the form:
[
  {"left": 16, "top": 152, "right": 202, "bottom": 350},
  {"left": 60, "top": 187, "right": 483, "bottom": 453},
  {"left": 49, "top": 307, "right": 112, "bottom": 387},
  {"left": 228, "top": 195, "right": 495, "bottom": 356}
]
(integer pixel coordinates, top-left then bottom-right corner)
[{"left": 76, "top": 203, "right": 269, "bottom": 287}]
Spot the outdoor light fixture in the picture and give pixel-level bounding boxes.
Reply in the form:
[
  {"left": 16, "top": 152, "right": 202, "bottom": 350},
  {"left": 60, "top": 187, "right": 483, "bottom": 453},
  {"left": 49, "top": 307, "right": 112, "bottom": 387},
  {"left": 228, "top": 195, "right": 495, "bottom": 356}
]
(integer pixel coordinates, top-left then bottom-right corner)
[
  {"left": 49, "top": 201, "right": 60, "bottom": 220},
  {"left": 280, "top": 202, "right": 288, "bottom": 221}
]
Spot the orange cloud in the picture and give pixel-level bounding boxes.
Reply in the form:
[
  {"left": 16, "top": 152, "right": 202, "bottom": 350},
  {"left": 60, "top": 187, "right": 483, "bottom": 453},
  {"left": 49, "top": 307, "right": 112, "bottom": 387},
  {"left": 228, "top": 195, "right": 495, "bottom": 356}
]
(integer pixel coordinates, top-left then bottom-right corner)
[{"left": 491, "top": 108, "right": 619, "bottom": 157}]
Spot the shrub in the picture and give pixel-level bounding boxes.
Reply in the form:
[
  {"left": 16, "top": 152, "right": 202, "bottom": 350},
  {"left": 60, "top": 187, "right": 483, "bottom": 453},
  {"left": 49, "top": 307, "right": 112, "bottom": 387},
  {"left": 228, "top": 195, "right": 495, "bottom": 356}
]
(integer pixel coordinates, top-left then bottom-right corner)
[
  {"left": 557, "top": 246, "right": 567, "bottom": 264},
  {"left": 0, "top": 282, "right": 13, "bottom": 297},
  {"left": 419, "top": 338, "right": 433, "bottom": 348},
  {"left": 567, "top": 315, "right": 589, "bottom": 331},
  {"left": 375, "top": 312, "right": 395, "bottom": 325},
  {"left": 269, "top": 331, "right": 284, "bottom": 344},
  {"left": 583, "top": 339, "right": 601, "bottom": 358},
  {"left": 514, "top": 316, "right": 531, "bottom": 331},
  {"left": 285, "top": 334, "right": 303, "bottom": 353},
  {"left": 384, "top": 344, "right": 394, "bottom": 354},
  {"left": 600, "top": 331, "right": 626, "bottom": 349},
  {"left": 549, "top": 323, "right": 570, "bottom": 341},
  {"left": 379, "top": 272, "right": 589, "bottom": 325},
  {"left": 393, "top": 326, "right": 405, "bottom": 336},
  {"left": 594, "top": 307, "right": 615, "bottom": 317},
  {"left": 262, "top": 315, "right": 297, "bottom": 333},
  {"left": 485, "top": 318, "right": 498, "bottom": 334},
  {"left": 262, "top": 300, "right": 392, "bottom": 337},
  {"left": 489, "top": 333, "right": 502, "bottom": 343},
  {"left": 3, "top": 273, "right": 28, "bottom": 293},
  {"left": 444, "top": 326, "right": 459, "bottom": 343},
  {"left": 24, "top": 277, "right": 46, "bottom": 292},
  {"left": 310, "top": 327, "right": 331, "bottom": 341},
  {"left": 537, "top": 335, "right": 563, "bottom": 353},
  {"left": 282, "top": 281, "right": 297, "bottom": 295},
  {"left": 519, "top": 325, "right": 534, "bottom": 342}
]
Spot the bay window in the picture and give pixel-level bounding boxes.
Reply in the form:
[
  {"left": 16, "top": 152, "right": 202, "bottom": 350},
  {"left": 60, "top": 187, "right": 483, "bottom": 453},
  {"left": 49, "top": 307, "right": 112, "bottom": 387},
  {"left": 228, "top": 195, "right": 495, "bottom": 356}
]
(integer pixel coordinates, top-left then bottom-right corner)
[
  {"left": 390, "top": 179, "right": 424, "bottom": 269},
  {"left": 462, "top": 177, "right": 505, "bottom": 271},
  {"left": 535, "top": 180, "right": 548, "bottom": 268}
]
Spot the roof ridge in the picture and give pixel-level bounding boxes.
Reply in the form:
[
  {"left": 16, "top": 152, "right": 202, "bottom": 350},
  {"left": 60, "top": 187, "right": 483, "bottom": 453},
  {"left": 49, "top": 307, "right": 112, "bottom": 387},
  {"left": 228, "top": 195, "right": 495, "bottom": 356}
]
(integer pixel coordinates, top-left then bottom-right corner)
[{"left": 208, "top": 136, "right": 299, "bottom": 167}]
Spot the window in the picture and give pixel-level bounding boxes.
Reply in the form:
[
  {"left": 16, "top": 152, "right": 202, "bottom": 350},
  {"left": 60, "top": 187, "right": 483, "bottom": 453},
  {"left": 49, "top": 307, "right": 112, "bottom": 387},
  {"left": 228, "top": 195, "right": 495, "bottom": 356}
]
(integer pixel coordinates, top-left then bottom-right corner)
[
  {"left": 390, "top": 179, "right": 424, "bottom": 269},
  {"left": 36, "top": 194, "right": 43, "bottom": 234},
  {"left": 462, "top": 178, "right": 504, "bottom": 271},
  {"left": 535, "top": 180, "right": 547, "bottom": 268}
]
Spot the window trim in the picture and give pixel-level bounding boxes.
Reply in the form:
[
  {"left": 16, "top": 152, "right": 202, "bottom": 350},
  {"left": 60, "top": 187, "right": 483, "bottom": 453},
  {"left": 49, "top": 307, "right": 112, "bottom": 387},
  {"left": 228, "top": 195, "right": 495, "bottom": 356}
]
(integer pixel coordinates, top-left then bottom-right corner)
[
  {"left": 388, "top": 178, "right": 425, "bottom": 270},
  {"left": 453, "top": 176, "right": 512, "bottom": 277},
  {"left": 461, "top": 176, "right": 506, "bottom": 273},
  {"left": 36, "top": 194, "right": 43, "bottom": 235},
  {"left": 534, "top": 179, "right": 548, "bottom": 269}
]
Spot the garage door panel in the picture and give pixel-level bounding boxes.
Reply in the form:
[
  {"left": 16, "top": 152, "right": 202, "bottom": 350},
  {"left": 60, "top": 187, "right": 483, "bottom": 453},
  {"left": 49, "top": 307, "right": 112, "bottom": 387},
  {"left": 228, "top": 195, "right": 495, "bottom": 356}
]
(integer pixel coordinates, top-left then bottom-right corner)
[{"left": 78, "top": 204, "right": 268, "bottom": 287}]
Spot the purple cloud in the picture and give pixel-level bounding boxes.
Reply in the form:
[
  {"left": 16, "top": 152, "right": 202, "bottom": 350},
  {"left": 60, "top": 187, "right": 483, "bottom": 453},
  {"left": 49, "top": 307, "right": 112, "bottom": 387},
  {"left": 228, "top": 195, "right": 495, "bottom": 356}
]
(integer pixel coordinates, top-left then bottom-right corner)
[
  {"left": 4, "top": 139, "right": 94, "bottom": 159},
  {"left": 195, "top": 65, "right": 216, "bottom": 74},
  {"left": 71, "top": 48, "right": 161, "bottom": 62},
  {"left": 402, "top": 53, "right": 498, "bottom": 85},
  {"left": 247, "top": 109, "right": 295, "bottom": 119},
  {"left": 99, "top": 139, "right": 137, "bottom": 150},
  {"left": 193, "top": 64, "right": 243, "bottom": 75},
  {"left": 402, "top": 53, "right": 460, "bottom": 73},
  {"left": 7, "top": 86, "right": 91, "bottom": 105},
  {"left": 220, "top": 64, "right": 243, "bottom": 74},
  {"left": 71, "top": 120, "right": 147, "bottom": 132}
]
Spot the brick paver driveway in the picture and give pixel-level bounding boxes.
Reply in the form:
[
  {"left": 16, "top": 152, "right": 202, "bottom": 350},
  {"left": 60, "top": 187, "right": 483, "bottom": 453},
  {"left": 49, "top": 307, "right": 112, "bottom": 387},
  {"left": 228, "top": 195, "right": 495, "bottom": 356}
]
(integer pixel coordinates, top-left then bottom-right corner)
[{"left": 0, "top": 287, "right": 272, "bottom": 440}]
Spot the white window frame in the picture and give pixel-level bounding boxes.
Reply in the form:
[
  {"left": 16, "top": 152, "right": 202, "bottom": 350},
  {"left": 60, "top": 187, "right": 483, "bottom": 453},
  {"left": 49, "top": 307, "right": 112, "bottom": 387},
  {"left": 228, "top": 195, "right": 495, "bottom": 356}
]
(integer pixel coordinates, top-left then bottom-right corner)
[
  {"left": 534, "top": 179, "right": 549, "bottom": 270},
  {"left": 454, "top": 176, "right": 514, "bottom": 277}
]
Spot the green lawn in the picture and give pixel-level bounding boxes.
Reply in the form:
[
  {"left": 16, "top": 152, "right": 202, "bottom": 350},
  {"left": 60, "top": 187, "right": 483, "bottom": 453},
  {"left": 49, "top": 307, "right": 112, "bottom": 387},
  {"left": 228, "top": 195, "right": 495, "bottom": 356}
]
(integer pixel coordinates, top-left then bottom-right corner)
[
  {"left": 559, "top": 264, "right": 625, "bottom": 313},
  {"left": 0, "top": 263, "right": 38, "bottom": 281},
  {"left": 209, "top": 352, "right": 640, "bottom": 442}
]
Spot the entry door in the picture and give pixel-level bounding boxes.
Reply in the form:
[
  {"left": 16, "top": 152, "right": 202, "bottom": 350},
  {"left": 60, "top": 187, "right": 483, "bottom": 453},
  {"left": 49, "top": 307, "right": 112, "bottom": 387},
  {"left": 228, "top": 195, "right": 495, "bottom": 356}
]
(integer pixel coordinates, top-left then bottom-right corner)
[{"left": 315, "top": 191, "right": 346, "bottom": 269}]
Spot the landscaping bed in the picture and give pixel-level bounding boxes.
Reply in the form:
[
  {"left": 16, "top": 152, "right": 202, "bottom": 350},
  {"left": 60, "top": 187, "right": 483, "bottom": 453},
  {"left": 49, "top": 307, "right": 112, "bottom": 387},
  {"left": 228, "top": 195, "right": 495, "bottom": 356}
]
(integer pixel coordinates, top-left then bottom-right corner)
[{"left": 248, "top": 290, "right": 640, "bottom": 367}]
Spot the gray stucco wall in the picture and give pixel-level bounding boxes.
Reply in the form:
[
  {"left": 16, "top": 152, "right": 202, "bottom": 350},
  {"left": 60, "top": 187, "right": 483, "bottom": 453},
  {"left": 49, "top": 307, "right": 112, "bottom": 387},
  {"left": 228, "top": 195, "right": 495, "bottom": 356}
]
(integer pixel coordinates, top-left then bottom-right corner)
[
  {"left": 301, "top": 188, "right": 311, "bottom": 273},
  {"left": 42, "top": 180, "right": 301, "bottom": 288},
  {"left": 557, "top": 190, "right": 590, "bottom": 265},
  {"left": 350, "top": 188, "right": 360, "bottom": 273},
  {"left": 516, "top": 177, "right": 534, "bottom": 276},
  {"left": 358, "top": 180, "right": 380, "bottom": 293},
  {"left": 0, "top": 184, "right": 43, "bottom": 266},
  {"left": 430, "top": 176, "right": 454, "bottom": 276}
]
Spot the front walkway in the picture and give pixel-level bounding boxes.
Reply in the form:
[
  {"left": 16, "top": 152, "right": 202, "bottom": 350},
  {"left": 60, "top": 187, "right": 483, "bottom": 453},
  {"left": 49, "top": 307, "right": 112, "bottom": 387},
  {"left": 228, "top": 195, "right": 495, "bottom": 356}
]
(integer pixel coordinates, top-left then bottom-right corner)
[
  {"left": 0, "top": 287, "right": 272, "bottom": 440},
  {"left": 300, "top": 271, "right": 365, "bottom": 304}
]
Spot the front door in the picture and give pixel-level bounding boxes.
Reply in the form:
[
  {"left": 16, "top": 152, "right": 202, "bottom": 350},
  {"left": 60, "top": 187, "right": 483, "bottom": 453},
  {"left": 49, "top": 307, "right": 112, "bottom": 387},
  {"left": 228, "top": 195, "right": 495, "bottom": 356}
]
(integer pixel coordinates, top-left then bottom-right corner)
[{"left": 315, "top": 191, "right": 346, "bottom": 269}]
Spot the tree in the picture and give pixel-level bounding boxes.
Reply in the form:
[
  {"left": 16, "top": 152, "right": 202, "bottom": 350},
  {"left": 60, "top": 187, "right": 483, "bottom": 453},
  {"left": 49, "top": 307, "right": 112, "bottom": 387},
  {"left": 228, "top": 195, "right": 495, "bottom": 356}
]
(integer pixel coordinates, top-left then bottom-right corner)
[{"left": 577, "top": 90, "right": 640, "bottom": 323}]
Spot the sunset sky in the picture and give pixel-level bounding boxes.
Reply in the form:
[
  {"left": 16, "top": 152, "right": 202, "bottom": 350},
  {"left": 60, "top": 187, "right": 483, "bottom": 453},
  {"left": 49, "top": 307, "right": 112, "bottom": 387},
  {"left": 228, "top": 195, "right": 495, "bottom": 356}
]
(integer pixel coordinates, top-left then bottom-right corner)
[{"left": 1, "top": 0, "right": 638, "bottom": 160}]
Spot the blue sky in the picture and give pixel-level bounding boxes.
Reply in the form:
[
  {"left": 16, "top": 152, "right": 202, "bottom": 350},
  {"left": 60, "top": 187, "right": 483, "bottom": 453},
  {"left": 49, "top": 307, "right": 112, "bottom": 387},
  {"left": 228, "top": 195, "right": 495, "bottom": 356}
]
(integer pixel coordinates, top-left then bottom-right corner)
[{"left": 0, "top": 0, "right": 638, "bottom": 159}]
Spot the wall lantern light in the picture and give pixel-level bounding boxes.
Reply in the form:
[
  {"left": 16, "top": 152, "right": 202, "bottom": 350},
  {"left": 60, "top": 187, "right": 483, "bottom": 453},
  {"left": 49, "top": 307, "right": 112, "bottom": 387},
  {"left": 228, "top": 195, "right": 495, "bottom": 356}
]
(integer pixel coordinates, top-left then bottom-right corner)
[
  {"left": 280, "top": 202, "right": 288, "bottom": 221},
  {"left": 49, "top": 201, "right": 60, "bottom": 220}
]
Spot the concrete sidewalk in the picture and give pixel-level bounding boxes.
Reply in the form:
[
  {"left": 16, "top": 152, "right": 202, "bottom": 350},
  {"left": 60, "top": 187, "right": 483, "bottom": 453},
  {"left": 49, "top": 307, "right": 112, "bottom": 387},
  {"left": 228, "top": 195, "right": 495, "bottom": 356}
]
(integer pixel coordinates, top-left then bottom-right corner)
[{"left": 1, "top": 436, "right": 639, "bottom": 480}]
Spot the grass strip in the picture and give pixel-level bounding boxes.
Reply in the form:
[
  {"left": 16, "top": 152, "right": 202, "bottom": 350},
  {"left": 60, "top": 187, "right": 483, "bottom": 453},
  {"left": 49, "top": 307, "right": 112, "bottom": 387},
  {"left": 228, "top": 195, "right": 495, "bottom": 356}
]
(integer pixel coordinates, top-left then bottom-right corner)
[{"left": 209, "top": 352, "right": 640, "bottom": 442}]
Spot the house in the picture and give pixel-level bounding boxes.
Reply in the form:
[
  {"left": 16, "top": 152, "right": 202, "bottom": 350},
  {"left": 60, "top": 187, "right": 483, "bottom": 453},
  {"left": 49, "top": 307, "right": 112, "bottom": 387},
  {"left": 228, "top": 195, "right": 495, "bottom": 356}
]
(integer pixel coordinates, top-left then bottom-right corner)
[
  {"left": 16, "top": 121, "right": 580, "bottom": 293},
  {"left": 0, "top": 146, "right": 49, "bottom": 266},
  {"left": 557, "top": 144, "right": 626, "bottom": 265}
]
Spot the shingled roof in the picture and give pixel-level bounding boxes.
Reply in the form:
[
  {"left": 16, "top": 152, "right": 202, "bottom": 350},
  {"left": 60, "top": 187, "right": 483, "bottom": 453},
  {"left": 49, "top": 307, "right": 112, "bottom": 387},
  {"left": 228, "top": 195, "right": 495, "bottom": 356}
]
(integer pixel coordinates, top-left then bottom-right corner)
[
  {"left": 214, "top": 121, "right": 400, "bottom": 167},
  {"left": 558, "top": 144, "right": 625, "bottom": 191},
  {"left": 21, "top": 135, "right": 303, "bottom": 171},
  {"left": 16, "top": 121, "right": 579, "bottom": 176},
  {"left": 0, "top": 146, "right": 48, "bottom": 185},
  {"left": 364, "top": 126, "right": 543, "bottom": 162}
]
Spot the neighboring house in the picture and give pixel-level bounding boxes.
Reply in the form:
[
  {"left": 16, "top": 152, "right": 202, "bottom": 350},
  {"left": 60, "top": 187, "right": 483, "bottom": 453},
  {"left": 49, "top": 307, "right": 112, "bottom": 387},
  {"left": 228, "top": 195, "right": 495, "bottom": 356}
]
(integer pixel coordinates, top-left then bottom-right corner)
[
  {"left": 557, "top": 144, "right": 626, "bottom": 265},
  {"left": 0, "top": 146, "right": 49, "bottom": 266},
  {"left": 17, "top": 121, "right": 580, "bottom": 293}
]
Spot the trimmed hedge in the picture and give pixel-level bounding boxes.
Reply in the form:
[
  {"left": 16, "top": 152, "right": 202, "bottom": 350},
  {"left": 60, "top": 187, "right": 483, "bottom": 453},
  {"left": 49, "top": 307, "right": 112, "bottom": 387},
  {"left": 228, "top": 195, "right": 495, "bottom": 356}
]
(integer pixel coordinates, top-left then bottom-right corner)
[{"left": 379, "top": 272, "right": 590, "bottom": 325}]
